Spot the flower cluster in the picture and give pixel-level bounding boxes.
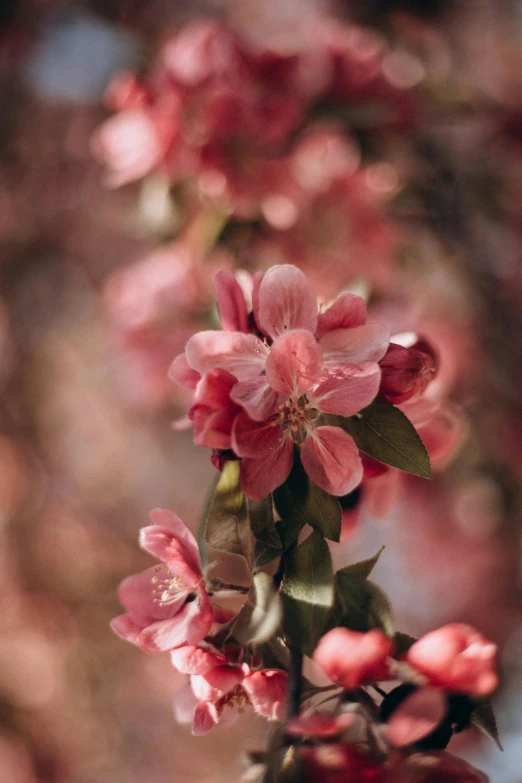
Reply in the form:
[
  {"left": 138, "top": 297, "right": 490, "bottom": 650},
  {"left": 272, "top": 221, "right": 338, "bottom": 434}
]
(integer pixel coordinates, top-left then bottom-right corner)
[
  {"left": 112, "top": 508, "right": 287, "bottom": 736},
  {"left": 171, "top": 263, "right": 440, "bottom": 501}
]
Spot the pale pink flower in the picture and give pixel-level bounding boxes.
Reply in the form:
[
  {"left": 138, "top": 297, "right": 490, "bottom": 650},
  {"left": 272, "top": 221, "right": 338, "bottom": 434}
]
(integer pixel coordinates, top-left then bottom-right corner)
[
  {"left": 405, "top": 624, "right": 499, "bottom": 697},
  {"left": 313, "top": 628, "right": 393, "bottom": 689},
  {"left": 171, "top": 645, "right": 287, "bottom": 735},
  {"left": 111, "top": 509, "right": 213, "bottom": 652},
  {"left": 386, "top": 751, "right": 489, "bottom": 783}
]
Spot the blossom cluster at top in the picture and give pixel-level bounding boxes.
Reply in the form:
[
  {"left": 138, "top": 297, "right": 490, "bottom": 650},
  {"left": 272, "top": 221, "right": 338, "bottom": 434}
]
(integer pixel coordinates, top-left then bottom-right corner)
[{"left": 171, "top": 263, "right": 436, "bottom": 500}]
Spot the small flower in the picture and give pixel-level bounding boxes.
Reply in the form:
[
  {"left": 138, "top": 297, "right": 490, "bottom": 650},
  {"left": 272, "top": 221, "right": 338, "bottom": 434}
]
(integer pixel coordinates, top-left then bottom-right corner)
[
  {"left": 111, "top": 509, "right": 213, "bottom": 652},
  {"left": 313, "top": 628, "right": 393, "bottom": 689},
  {"left": 405, "top": 624, "right": 498, "bottom": 697},
  {"left": 378, "top": 338, "right": 437, "bottom": 405},
  {"left": 171, "top": 645, "right": 288, "bottom": 734}
]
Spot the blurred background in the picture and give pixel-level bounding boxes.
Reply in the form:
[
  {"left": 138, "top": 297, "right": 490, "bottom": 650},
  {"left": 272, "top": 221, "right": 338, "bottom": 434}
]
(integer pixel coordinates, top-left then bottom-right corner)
[{"left": 0, "top": 0, "right": 522, "bottom": 781}]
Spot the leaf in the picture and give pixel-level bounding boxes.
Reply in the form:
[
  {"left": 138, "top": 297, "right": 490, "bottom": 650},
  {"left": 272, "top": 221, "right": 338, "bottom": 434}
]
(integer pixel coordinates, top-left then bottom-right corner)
[
  {"left": 273, "top": 450, "right": 342, "bottom": 542},
  {"left": 330, "top": 403, "right": 431, "bottom": 479},
  {"left": 471, "top": 699, "right": 503, "bottom": 750},
  {"left": 205, "top": 461, "right": 252, "bottom": 566},
  {"left": 393, "top": 632, "right": 418, "bottom": 656},
  {"left": 330, "top": 572, "right": 394, "bottom": 636},
  {"left": 280, "top": 530, "right": 334, "bottom": 656},
  {"left": 249, "top": 497, "right": 282, "bottom": 567},
  {"left": 275, "top": 518, "right": 303, "bottom": 552},
  {"left": 335, "top": 547, "right": 385, "bottom": 581},
  {"left": 234, "top": 572, "right": 282, "bottom": 645}
]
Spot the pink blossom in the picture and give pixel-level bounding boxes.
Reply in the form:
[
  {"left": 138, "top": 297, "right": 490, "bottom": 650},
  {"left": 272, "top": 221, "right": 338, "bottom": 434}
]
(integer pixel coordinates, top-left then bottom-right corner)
[
  {"left": 386, "top": 752, "right": 489, "bottom": 783},
  {"left": 378, "top": 339, "right": 437, "bottom": 405},
  {"left": 405, "top": 624, "right": 499, "bottom": 696},
  {"left": 171, "top": 645, "right": 287, "bottom": 734},
  {"left": 313, "top": 628, "right": 393, "bottom": 689},
  {"left": 180, "top": 265, "right": 388, "bottom": 498},
  {"left": 111, "top": 509, "right": 213, "bottom": 652}
]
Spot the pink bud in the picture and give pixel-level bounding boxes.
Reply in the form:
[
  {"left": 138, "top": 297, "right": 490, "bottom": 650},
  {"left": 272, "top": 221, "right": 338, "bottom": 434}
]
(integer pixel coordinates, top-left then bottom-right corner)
[
  {"left": 379, "top": 340, "right": 437, "bottom": 404},
  {"left": 406, "top": 623, "right": 498, "bottom": 697},
  {"left": 313, "top": 628, "right": 393, "bottom": 689}
]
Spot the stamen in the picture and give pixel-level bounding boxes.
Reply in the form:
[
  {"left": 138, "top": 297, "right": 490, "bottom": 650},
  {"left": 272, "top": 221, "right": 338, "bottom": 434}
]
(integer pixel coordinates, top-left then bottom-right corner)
[{"left": 150, "top": 566, "right": 187, "bottom": 606}]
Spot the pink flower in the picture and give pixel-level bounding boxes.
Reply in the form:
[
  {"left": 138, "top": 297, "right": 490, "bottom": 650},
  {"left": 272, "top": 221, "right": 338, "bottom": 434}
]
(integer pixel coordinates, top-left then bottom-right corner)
[
  {"left": 386, "top": 752, "right": 489, "bottom": 783},
  {"left": 171, "top": 645, "right": 287, "bottom": 734},
  {"left": 313, "top": 628, "right": 393, "bottom": 689},
  {"left": 405, "top": 624, "right": 499, "bottom": 697},
  {"left": 179, "top": 265, "right": 388, "bottom": 498},
  {"left": 111, "top": 509, "right": 213, "bottom": 652},
  {"left": 287, "top": 711, "right": 355, "bottom": 739}
]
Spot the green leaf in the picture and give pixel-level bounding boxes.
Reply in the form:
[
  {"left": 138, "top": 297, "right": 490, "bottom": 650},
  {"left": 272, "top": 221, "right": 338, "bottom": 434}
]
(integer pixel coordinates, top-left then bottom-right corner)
[
  {"left": 335, "top": 547, "right": 385, "bottom": 581},
  {"left": 273, "top": 450, "right": 342, "bottom": 542},
  {"left": 330, "top": 403, "right": 431, "bottom": 479},
  {"left": 471, "top": 699, "right": 503, "bottom": 750},
  {"left": 330, "top": 571, "right": 394, "bottom": 636},
  {"left": 393, "top": 632, "right": 418, "bottom": 656},
  {"left": 234, "top": 572, "right": 282, "bottom": 645},
  {"left": 280, "top": 530, "right": 334, "bottom": 656},
  {"left": 248, "top": 497, "right": 282, "bottom": 567},
  {"left": 275, "top": 518, "right": 303, "bottom": 552},
  {"left": 205, "top": 461, "right": 252, "bottom": 566}
]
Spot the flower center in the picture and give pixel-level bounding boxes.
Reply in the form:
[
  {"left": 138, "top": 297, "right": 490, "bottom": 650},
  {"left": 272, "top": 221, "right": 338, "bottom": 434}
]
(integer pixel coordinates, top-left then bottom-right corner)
[
  {"left": 151, "top": 565, "right": 187, "bottom": 606},
  {"left": 221, "top": 684, "right": 251, "bottom": 713},
  {"left": 278, "top": 396, "right": 315, "bottom": 438}
]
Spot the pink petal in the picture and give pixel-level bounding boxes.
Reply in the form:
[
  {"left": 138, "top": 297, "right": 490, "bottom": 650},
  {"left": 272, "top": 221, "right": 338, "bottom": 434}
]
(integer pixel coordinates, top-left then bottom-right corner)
[
  {"left": 171, "top": 645, "right": 226, "bottom": 675},
  {"left": 214, "top": 270, "right": 250, "bottom": 333},
  {"left": 168, "top": 353, "right": 201, "bottom": 389},
  {"left": 316, "top": 293, "right": 367, "bottom": 339},
  {"left": 243, "top": 670, "right": 288, "bottom": 721},
  {"left": 386, "top": 687, "right": 448, "bottom": 748},
  {"left": 230, "top": 377, "right": 284, "bottom": 421},
  {"left": 118, "top": 566, "right": 186, "bottom": 620},
  {"left": 203, "top": 664, "right": 246, "bottom": 694},
  {"left": 265, "top": 330, "right": 324, "bottom": 397},
  {"left": 193, "top": 701, "right": 220, "bottom": 735},
  {"left": 111, "top": 613, "right": 146, "bottom": 646},
  {"left": 320, "top": 323, "right": 390, "bottom": 363},
  {"left": 312, "top": 362, "right": 380, "bottom": 417},
  {"left": 173, "top": 682, "right": 199, "bottom": 725},
  {"left": 232, "top": 411, "right": 285, "bottom": 458},
  {"left": 240, "top": 437, "right": 294, "bottom": 500},
  {"left": 251, "top": 271, "right": 263, "bottom": 331},
  {"left": 301, "top": 426, "right": 363, "bottom": 496},
  {"left": 192, "top": 407, "right": 236, "bottom": 449},
  {"left": 186, "top": 331, "right": 268, "bottom": 380},
  {"left": 185, "top": 591, "right": 215, "bottom": 646},
  {"left": 256, "top": 265, "right": 318, "bottom": 339},
  {"left": 140, "top": 595, "right": 212, "bottom": 651},
  {"left": 192, "top": 369, "right": 237, "bottom": 408},
  {"left": 142, "top": 509, "right": 202, "bottom": 581}
]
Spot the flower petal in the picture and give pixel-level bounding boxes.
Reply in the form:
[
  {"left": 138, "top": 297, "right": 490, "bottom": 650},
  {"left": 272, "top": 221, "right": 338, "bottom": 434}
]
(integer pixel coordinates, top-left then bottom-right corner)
[
  {"left": 312, "top": 362, "right": 380, "bottom": 417},
  {"left": 143, "top": 509, "right": 202, "bottom": 580},
  {"left": 214, "top": 270, "right": 250, "bottom": 333},
  {"left": 265, "top": 329, "right": 324, "bottom": 397},
  {"left": 240, "top": 437, "right": 294, "bottom": 500},
  {"left": 171, "top": 646, "right": 227, "bottom": 675},
  {"left": 168, "top": 352, "right": 201, "bottom": 389},
  {"left": 316, "top": 292, "right": 367, "bottom": 339},
  {"left": 186, "top": 331, "right": 268, "bottom": 380},
  {"left": 230, "top": 377, "right": 284, "bottom": 421},
  {"left": 301, "top": 426, "right": 363, "bottom": 496},
  {"left": 386, "top": 687, "right": 448, "bottom": 748},
  {"left": 173, "top": 682, "right": 199, "bottom": 725},
  {"left": 111, "top": 613, "right": 146, "bottom": 646},
  {"left": 243, "top": 670, "right": 288, "bottom": 721},
  {"left": 232, "top": 411, "right": 285, "bottom": 458},
  {"left": 118, "top": 566, "right": 186, "bottom": 620},
  {"left": 140, "top": 595, "right": 212, "bottom": 651},
  {"left": 256, "top": 265, "right": 318, "bottom": 339},
  {"left": 320, "top": 323, "right": 390, "bottom": 363},
  {"left": 185, "top": 591, "right": 215, "bottom": 646},
  {"left": 193, "top": 701, "right": 220, "bottom": 735}
]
